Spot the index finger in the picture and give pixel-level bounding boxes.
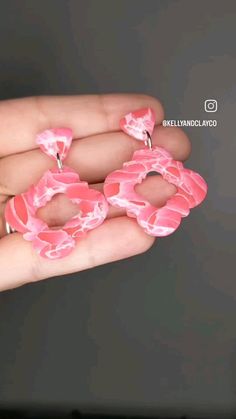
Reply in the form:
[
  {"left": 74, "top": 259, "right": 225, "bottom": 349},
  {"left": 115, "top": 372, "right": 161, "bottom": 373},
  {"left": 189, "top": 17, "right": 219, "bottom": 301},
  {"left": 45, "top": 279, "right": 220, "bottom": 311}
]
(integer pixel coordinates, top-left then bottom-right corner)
[{"left": 0, "top": 94, "right": 164, "bottom": 157}]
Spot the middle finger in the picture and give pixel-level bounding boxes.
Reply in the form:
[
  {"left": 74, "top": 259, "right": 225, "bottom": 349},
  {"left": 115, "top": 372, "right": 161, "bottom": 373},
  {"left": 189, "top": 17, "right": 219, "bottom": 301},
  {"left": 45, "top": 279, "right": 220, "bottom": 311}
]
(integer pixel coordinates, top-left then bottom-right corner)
[{"left": 0, "top": 126, "right": 191, "bottom": 196}]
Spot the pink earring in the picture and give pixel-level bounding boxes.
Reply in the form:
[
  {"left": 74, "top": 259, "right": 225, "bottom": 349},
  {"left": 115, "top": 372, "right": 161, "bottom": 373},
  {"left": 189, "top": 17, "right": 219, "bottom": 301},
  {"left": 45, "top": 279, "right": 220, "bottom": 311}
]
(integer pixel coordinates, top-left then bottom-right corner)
[
  {"left": 5, "top": 128, "right": 108, "bottom": 259},
  {"left": 104, "top": 108, "right": 207, "bottom": 237}
]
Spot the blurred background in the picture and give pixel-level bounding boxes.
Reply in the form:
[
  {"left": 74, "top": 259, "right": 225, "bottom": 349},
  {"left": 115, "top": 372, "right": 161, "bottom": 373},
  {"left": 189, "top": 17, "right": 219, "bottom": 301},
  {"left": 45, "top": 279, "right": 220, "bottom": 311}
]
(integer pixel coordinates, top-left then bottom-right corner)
[{"left": 0, "top": 0, "right": 235, "bottom": 417}]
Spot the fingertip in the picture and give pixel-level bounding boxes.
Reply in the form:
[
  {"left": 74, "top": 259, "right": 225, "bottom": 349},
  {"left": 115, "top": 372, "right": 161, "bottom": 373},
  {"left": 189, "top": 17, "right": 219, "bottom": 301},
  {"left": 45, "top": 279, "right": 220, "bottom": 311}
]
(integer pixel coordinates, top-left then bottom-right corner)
[
  {"left": 153, "top": 125, "right": 192, "bottom": 161},
  {"left": 88, "top": 216, "right": 155, "bottom": 262}
]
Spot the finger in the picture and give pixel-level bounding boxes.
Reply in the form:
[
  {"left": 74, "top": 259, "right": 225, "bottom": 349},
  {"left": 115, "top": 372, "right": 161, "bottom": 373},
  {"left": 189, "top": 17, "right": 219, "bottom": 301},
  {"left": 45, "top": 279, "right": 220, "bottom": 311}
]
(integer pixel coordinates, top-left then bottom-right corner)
[
  {"left": 0, "top": 126, "right": 190, "bottom": 196},
  {"left": 0, "top": 94, "right": 164, "bottom": 157},
  {"left": 0, "top": 217, "right": 155, "bottom": 291},
  {"left": 0, "top": 175, "right": 176, "bottom": 238}
]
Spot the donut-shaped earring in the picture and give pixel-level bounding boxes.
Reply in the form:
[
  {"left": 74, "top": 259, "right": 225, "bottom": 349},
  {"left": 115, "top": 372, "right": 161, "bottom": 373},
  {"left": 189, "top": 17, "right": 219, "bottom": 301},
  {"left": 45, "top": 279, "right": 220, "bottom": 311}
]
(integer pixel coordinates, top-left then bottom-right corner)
[
  {"left": 5, "top": 128, "right": 108, "bottom": 259},
  {"left": 104, "top": 108, "right": 207, "bottom": 237}
]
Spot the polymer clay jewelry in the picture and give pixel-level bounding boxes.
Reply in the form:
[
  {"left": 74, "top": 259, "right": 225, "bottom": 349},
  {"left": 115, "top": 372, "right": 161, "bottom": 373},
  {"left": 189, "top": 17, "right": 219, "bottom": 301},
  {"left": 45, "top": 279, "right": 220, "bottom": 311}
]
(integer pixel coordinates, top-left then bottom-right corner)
[
  {"left": 104, "top": 108, "right": 207, "bottom": 237},
  {"left": 5, "top": 128, "right": 108, "bottom": 259}
]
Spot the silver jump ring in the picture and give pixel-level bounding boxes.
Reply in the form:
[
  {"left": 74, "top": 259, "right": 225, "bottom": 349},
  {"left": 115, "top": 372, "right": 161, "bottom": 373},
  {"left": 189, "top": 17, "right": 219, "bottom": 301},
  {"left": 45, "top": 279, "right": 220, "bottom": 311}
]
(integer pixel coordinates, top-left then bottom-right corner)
[
  {"left": 5, "top": 220, "right": 15, "bottom": 235},
  {"left": 144, "top": 130, "right": 152, "bottom": 149},
  {"left": 2, "top": 197, "right": 15, "bottom": 235},
  {"left": 56, "top": 152, "right": 63, "bottom": 171}
]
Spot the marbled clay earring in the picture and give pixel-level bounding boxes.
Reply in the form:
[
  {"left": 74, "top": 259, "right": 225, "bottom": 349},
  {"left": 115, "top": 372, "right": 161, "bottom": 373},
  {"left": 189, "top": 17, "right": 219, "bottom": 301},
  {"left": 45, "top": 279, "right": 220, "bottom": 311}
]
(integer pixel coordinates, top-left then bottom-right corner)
[
  {"left": 5, "top": 128, "right": 108, "bottom": 259},
  {"left": 104, "top": 108, "right": 207, "bottom": 237}
]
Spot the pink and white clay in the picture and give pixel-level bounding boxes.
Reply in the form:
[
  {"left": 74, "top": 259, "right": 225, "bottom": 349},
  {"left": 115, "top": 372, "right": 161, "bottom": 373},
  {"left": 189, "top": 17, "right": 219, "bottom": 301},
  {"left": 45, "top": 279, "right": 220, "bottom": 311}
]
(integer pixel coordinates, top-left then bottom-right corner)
[{"left": 104, "top": 107, "right": 207, "bottom": 237}]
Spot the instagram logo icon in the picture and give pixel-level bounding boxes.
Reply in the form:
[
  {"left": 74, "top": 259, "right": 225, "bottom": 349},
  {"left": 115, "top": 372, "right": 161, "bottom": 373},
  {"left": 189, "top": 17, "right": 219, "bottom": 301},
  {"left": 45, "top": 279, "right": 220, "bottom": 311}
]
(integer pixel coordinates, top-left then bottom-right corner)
[{"left": 204, "top": 99, "right": 218, "bottom": 112}]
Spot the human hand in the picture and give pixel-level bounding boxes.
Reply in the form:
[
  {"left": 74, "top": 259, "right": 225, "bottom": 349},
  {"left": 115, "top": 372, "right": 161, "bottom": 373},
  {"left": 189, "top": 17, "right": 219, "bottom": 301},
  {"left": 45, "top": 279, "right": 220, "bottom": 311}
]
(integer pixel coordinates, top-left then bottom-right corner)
[{"left": 0, "top": 94, "right": 191, "bottom": 290}]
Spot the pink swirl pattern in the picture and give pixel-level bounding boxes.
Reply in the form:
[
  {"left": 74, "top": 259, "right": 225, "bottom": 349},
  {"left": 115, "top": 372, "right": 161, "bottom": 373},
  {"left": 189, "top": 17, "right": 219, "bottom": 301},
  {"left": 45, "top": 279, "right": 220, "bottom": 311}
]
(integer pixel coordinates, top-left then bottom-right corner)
[
  {"left": 5, "top": 166, "right": 108, "bottom": 259},
  {"left": 120, "top": 107, "right": 155, "bottom": 141},
  {"left": 104, "top": 146, "right": 207, "bottom": 237},
  {"left": 36, "top": 128, "right": 73, "bottom": 161}
]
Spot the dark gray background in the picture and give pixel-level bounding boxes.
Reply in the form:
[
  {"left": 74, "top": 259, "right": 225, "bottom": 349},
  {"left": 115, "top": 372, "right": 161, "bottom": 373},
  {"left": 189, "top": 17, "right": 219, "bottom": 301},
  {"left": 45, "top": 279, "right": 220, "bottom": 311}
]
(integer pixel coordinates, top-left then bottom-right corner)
[{"left": 0, "top": 0, "right": 235, "bottom": 417}]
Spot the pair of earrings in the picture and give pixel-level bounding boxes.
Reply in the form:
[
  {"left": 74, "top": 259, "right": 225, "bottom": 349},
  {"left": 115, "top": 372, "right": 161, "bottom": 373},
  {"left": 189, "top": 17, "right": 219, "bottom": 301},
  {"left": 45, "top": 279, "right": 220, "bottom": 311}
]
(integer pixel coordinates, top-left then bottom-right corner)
[{"left": 5, "top": 108, "right": 207, "bottom": 259}]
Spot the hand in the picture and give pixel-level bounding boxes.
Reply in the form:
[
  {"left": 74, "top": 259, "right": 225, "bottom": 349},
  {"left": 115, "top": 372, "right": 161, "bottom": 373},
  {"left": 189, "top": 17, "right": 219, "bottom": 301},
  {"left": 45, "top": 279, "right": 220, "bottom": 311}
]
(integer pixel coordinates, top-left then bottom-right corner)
[{"left": 0, "top": 94, "right": 191, "bottom": 290}]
